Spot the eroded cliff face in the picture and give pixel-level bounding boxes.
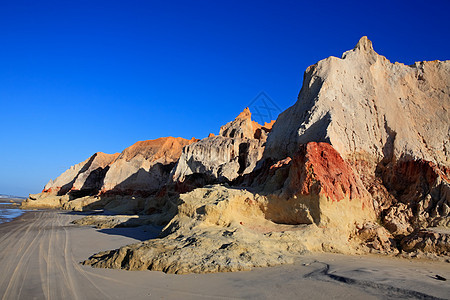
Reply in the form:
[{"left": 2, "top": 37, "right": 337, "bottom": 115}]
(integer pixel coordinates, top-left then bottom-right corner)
[
  {"left": 265, "top": 36, "right": 449, "bottom": 167},
  {"left": 83, "top": 142, "right": 379, "bottom": 273},
  {"left": 100, "top": 137, "right": 197, "bottom": 194},
  {"left": 42, "top": 152, "right": 119, "bottom": 196},
  {"left": 261, "top": 142, "right": 375, "bottom": 228},
  {"left": 23, "top": 109, "right": 272, "bottom": 211},
  {"left": 262, "top": 36, "right": 449, "bottom": 257},
  {"left": 25, "top": 36, "right": 450, "bottom": 272},
  {"left": 171, "top": 108, "right": 274, "bottom": 185},
  {"left": 22, "top": 137, "right": 196, "bottom": 210},
  {"left": 83, "top": 183, "right": 373, "bottom": 274}
]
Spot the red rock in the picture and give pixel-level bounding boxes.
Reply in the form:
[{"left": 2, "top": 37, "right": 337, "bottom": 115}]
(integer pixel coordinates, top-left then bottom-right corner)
[{"left": 288, "top": 142, "right": 370, "bottom": 203}]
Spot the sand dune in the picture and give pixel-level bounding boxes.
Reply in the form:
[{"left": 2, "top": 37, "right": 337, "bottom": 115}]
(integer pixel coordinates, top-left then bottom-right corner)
[{"left": 0, "top": 210, "right": 449, "bottom": 299}]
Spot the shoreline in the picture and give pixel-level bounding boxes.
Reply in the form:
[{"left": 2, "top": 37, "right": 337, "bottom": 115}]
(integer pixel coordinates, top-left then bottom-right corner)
[
  {"left": 0, "top": 210, "right": 449, "bottom": 299},
  {"left": 0, "top": 198, "right": 27, "bottom": 225}
]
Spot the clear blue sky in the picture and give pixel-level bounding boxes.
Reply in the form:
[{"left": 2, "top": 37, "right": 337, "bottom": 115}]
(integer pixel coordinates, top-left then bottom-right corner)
[{"left": 1, "top": 0, "right": 449, "bottom": 196}]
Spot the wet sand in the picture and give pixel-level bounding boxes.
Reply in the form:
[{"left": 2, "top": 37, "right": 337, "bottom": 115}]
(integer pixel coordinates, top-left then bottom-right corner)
[
  {"left": 0, "top": 198, "right": 25, "bottom": 224},
  {"left": 0, "top": 209, "right": 449, "bottom": 299}
]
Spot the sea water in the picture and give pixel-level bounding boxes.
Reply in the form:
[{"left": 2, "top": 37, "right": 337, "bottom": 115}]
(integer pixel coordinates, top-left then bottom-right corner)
[{"left": 0, "top": 201, "right": 25, "bottom": 224}]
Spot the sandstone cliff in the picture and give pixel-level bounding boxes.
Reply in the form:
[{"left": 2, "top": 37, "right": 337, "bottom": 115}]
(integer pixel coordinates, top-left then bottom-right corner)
[
  {"left": 83, "top": 183, "right": 372, "bottom": 274},
  {"left": 265, "top": 36, "right": 449, "bottom": 167},
  {"left": 83, "top": 141, "right": 380, "bottom": 273},
  {"left": 101, "top": 137, "right": 197, "bottom": 194},
  {"left": 262, "top": 36, "right": 449, "bottom": 256},
  {"left": 42, "top": 152, "right": 119, "bottom": 196},
  {"left": 23, "top": 137, "right": 196, "bottom": 210},
  {"left": 171, "top": 108, "right": 274, "bottom": 184},
  {"left": 25, "top": 37, "right": 450, "bottom": 272},
  {"left": 83, "top": 37, "right": 448, "bottom": 272}
]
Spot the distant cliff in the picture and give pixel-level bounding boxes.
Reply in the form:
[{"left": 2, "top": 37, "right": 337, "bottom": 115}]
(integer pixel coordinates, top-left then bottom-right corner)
[{"left": 22, "top": 109, "right": 272, "bottom": 211}]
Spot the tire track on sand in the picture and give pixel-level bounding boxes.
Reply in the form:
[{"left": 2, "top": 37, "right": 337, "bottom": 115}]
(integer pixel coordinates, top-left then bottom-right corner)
[
  {"left": 1, "top": 212, "right": 48, "bottom": 300},
  {"left": 60, "top": 212, "right": 109, "bottom": 299},
  {"left": 59, "top": 213, "right": 81, "bottom": 300}
]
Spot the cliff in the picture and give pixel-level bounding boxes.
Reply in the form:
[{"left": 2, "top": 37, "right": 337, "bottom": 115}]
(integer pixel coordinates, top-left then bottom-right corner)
[
  {"left": 263, "top": 36, "right": 449, "bottom": 254},
  {"left": 84, "top": 143, "right": 377, "bottom": 274},
  {"left": 25, "top": 37, "right": 450, "bottom": 272},
  {"left": 22, "top": 137, "right": 196, "bottom": 210},
  {"left": 265, "top": 36, "right": 449, "bottom": 167},
  {"left": 100, "top": 137, "right": 197, "bottom": 194},
  {"left": 42, "top": 152, "right": 119, "bottom": 196},
  {"left": 171, "top": 108, "right": 274, "bottom": 185}
]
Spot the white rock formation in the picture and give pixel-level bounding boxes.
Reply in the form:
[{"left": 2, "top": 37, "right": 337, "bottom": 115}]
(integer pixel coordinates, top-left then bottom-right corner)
[
  {"left": 263, "top": 36, "right": 449, "bottom": 251},
  {"left": 42, "top": 152, "right": 119, "bottom": 194},
  {"left": 100, "top": 137, "right": 195, "bottom": 193},
  {"left": 171, "top": 108, "right": 274, "bottom": 183},
  {"left": 265, "top": 36, "right": 450, "bottom": 167}
]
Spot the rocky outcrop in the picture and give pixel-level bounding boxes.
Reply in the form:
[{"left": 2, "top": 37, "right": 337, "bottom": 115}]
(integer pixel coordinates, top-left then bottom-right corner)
[
  {"left": 83, "top": 184, "right": 369, "bottom": 274},
  {"left": 26, "top": 36, "right": 450, "bottom": 272},
  {"left": 42, "top": 152, "right": 119, "bottom": 196},
  {"left": 219, "top": 107, "right": 275, "bottom": 140},
  {"left": 400, "top": 228, "right": 450, "bottom": 257},
  {"left": 260, "top": 142, "right": 375, "bottom": 228},
  {"left": 171, "top": 108, "right": 274, "bottom": 184},
  {"left": 262, "top": 36, "right": 449, "bottom": 258},
  {"left": 83, "top": 142, "right": 377, "bottom": 273},
  {"left": 101, "top": 137, "right": 197, "bottom": 194},
  {"left": 23, "top": 152, "right": 119, "bottom": 209},
  {"left": 23, "top": 137, "right": 196, "bottom": 210},
  {"left": 265, "top": 36, "right": 449, "bottom": 167},
  {"left": 356, "top": 221, "right": 398, "bottom": 254},
  {"left": 375, "top": 159, "right": 450, "bottom": 241}
]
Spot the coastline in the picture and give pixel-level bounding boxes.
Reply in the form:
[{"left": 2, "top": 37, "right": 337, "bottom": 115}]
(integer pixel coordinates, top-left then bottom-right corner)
[
  {"left": 0, "top": 198, "right": 27, "bottom": 225},
  {"left": 0, "top": 210, "right": 449, "bottom": 299}
]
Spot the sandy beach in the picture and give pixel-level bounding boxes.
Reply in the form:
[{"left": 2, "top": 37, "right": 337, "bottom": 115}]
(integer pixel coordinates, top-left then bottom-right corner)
[{"left": 0, "top": 209, "right": 448, "bottom": 299}]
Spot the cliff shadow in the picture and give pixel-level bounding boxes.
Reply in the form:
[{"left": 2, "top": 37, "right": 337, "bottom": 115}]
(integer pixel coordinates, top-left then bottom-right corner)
[
  {"left": 57, "top": 154, "right": 103, "bottom": 196},
  {"left": 295, "top": 112, "right": 332, "bottom": 146},
  {"left": 97, "top": 223, "right": 163, "bottom": 241},
  {"left": 106, "top": 163, "right": 175, "bottom": 197},
  {"left": 69, "top": 166, "right": 111, "bottom": 199},
  {"left": 61, "top": 162, "right": 178, "bottom": 213}
]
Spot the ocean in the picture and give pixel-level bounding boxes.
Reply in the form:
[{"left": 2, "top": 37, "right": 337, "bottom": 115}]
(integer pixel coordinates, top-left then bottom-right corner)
[{"left": 0, "top": 199, "right": 25, "bottom": 224}]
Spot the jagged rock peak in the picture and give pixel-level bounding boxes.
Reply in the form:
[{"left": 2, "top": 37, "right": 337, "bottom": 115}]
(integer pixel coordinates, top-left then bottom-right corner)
[
  {"left": 235, "top": 107, "right": 252, "bottom": 120},
  {"left": 341, "top": 36, "right": 379, "bottom": 61},
  {"left": 219, "top": 107, "right": 255, "bottom": 139},
  {"left": 354, "top": 36, "right": 374, "bottom": 52},
  {"left": 220, "top": 107, "right": 275, "bottom": 140},
  {"left": 171, "top": 108, "right": 276, "bottom": 185}
]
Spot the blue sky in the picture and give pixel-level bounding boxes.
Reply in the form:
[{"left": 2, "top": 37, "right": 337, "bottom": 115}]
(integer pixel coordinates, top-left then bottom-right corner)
[{"left": 1, "top": 0, "right": 449, "bottom": 196}]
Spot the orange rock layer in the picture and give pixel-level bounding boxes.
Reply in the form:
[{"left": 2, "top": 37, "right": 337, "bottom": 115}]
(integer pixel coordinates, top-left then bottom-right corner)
[
  {"left": 289, "top": 142, "right": 371, "bottom": 203},
  {"left": 120, "top": 137, "right": 198, "bottom": 163}
]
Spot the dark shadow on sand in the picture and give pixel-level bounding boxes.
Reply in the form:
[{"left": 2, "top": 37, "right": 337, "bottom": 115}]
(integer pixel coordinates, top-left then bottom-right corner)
[
  {"left": 97, "top": 224, "right": 163, "bottom": 241},
  {"left": 63, "top": 211, "right": 164, "bottom": 242}
]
